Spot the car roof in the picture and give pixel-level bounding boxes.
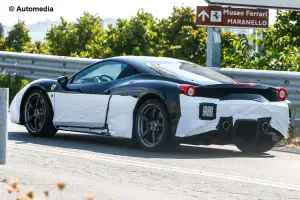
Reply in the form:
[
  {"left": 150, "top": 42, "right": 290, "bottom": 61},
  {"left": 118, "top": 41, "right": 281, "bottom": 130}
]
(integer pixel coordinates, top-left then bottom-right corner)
[{"left": 103, "top": 56, "right": 187, "bottom": 73}]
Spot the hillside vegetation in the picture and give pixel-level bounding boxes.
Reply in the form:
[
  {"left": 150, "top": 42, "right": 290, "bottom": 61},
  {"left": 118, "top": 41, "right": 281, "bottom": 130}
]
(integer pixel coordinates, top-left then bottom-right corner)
[{"left": 0, "top": 7, "right": 299, "bottom": 71}]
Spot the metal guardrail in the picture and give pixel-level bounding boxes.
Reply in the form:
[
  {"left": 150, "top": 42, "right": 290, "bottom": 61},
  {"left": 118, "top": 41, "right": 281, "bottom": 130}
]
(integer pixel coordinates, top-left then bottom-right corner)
[
  {"left": 0, "top": 51, "right": 299, "bottom": 136},
  {"left": 0, "top": 88, "right": 8, "bottom": 165},
  {"left": 0, "top": 51, "right": 101, "bottom": 79}
]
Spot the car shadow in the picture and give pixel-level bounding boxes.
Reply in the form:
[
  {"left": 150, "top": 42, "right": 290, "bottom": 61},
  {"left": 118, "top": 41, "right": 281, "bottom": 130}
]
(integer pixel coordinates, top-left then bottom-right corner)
[{"left": 8, "top": 131, "right": 275, "bottom": 159}]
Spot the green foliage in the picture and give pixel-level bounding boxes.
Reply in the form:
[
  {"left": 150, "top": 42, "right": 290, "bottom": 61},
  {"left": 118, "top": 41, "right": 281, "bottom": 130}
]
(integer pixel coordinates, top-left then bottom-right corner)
[
  {"left": 0, "top": 23, "right": 4, "bottom": 38},
  {"left": 221, "top": 31, "right": 253, "bottom": 68},
  {"left": 158, "top": 7, "right": 207, "bottom": 65},
  {"left": 44, "top": 7, "right": 207, "bottom": 65},
  {"left": 45, "top": 17, "right": 77, "bottom": 56},
  {"left": 97, "top": 9, "right": 160, "bottom": 58},
  {"left": 221, "top": 10, "right": 300, "bottom": 71},
  {"left": 23, "top": 41, "right": 50, "bottom": 54},
  {"left": 0, "top": 71, "right": 31, "bottom": 103},
  {"left": 2, "top": 8, "right": 300, "bottom": 72},
  {"left": 0, "top": 38, "right": 5, "bottom": 51},
  {"left": 45, "top": 12, "right": 105, "bottom": 57},
  {"left": 5, "top": 20, "right": 31, "bottom": 52}
]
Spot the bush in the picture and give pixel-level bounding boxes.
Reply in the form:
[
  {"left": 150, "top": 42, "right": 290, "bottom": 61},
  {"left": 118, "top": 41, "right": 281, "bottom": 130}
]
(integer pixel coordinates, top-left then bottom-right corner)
[{"left": 0, "top": 71, "right": 31, "bottom": 104}]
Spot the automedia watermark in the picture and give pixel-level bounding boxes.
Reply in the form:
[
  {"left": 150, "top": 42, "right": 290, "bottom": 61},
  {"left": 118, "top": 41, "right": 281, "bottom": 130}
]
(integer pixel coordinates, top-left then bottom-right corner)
[{"left": 9, "top": 6, "right": 54, "bottom": 12}]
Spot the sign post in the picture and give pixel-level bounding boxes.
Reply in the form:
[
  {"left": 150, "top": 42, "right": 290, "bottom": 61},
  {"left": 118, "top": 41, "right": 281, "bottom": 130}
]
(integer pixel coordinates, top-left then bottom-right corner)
[
  {"left": 197, "top": 5, "right": 269, "bottom": 67},
  {"left": 0, "top": 88, "right": 8, "bottom": 165},
  {"left": 206, "top": 27, "right": 221, "bottom": 67}
]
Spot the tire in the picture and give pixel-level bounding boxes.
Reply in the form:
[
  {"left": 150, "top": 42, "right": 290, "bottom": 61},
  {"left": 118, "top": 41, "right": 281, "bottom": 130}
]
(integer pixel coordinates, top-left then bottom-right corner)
[
  {"left": 235, "top": 141, "right": 276, "bottom": 154},
  {"left": 23, "top": 89, "right": 57, "bottom": 137},
  {"left": 134, "top": 99, "right": 179, "bottom": 151}
]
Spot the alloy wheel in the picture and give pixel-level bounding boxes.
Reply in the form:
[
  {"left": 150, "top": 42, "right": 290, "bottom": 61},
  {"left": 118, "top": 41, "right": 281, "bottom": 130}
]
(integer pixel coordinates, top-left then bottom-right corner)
[
  {"left": 137, "top": 104, "right": 165, "bottom": 147},
  {"left": 24, "top": 93, "right": 47, "bottom": 133}
]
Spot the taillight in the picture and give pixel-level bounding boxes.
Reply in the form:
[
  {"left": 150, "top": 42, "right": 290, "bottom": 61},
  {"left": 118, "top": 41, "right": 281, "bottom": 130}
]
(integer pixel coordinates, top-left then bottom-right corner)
[
  {"left": 277, "top": 87, "right": 287, "bottom": 101},
  {"left": 178, "top": 84, "right": 195, "bottom": 96}
]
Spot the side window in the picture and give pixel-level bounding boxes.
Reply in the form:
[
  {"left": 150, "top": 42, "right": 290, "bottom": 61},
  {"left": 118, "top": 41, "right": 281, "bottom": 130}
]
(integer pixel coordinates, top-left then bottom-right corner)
[
  {"left": 72, "top": 61, "right": 127, "bottom": 84},
  {"left": 117, "top": 65, "right": 139, "bottom": 79}
]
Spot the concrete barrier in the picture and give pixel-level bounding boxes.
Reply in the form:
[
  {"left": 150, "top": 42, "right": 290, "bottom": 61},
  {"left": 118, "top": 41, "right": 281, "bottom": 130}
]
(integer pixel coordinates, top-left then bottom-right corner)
[{"left": 0, "top": 88, "right": 8, "bottom": 165}]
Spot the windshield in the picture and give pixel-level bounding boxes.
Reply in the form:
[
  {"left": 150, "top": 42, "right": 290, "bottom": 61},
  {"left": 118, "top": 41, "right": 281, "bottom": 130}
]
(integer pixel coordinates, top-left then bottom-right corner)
[{"left": 146, "top": 60, "right": 237, "bottom": 85}]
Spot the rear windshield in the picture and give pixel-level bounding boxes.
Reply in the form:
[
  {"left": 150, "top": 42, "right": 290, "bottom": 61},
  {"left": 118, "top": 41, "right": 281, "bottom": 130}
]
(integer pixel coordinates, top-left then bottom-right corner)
[{"left": 146, "top": 61, "right": 237, "bottom": 85}]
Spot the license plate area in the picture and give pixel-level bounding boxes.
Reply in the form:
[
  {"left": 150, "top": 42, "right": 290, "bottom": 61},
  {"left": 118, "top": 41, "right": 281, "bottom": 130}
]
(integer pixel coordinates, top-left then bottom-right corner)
[
  {"left": 234, "top": 120, "right": 258, "bottom": 138},
  {"left": 199, "top": 103, "right": 217, "bottom": 120}
]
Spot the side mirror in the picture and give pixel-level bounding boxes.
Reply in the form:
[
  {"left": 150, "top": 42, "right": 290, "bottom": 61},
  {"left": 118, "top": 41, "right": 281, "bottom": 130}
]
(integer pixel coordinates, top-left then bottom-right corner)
[{"left": 57, "top": 76, "right": 68, "bottom": 86}]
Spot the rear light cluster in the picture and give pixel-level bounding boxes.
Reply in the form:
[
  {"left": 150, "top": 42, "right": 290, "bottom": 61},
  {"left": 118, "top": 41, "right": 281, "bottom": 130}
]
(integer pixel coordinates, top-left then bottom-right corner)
[
  {"left": 276, "top": 87, "right": 287, "bottom": 101},
  {"left": 178, "top": 84, "right": 288, "bottom": 101},
  {"left": 178, "top": 84, "right": 195, "bottom": 96}
]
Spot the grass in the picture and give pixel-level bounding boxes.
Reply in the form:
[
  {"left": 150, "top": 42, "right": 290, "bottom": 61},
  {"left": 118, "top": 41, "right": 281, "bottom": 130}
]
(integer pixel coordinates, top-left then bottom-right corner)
[
  {"left": 277, "top": 126, "right": 300, "bottom": 150},
  {"left": 280, "top": 137, "right": 300, "bottom": 150},
  {"left": 6, "top": 179, "right": 95, "bottom": 200},
  {"left": 0, "top": 71, "right": 31, "bottom": 104}
]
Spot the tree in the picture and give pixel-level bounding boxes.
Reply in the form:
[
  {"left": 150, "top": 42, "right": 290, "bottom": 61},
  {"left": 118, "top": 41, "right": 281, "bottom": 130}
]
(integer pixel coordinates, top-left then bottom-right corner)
[
  {"left": 221, "top": 31, "right": 253, "bottom": 68},
  {"left": 220, "top": 10, "right": 300, "bottom": 71},
  {"left": 45, "top": 17, "right": 77, "bottom": 56},
  {"left": 46, "top": 12, "right": 105, "bottom": 57},
  {"left": 101, "top": 9, "right": 160, "bottom": 58},
  {"left": 0, "top": 38, "right": 5, "bottom": 51},
  {"left": 5, "top": 20, "right": 31, "bottom": 52},
  {"left": 23, "top": 41, "right": 50, "bottom": 54},
  {"left": 158, "top": 7, "right": 207, "bottom": 65},
  {"left": 0, "top": 23, "right": 4, "bottom": 38},
  {"left": 74, "top": 12, "right": 104, "bottom": 54}
]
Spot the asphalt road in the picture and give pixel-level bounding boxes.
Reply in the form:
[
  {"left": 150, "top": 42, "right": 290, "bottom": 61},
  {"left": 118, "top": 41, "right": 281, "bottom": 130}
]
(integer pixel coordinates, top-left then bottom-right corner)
[{"left": 1, "top": 120, "right": 300, "bottom": 200}]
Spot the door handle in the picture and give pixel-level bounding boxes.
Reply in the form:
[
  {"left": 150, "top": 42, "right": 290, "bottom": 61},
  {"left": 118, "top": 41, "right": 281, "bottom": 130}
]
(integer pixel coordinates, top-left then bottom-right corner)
[{"left": 104, "top": 89, "right": 110, "bottom": 94}]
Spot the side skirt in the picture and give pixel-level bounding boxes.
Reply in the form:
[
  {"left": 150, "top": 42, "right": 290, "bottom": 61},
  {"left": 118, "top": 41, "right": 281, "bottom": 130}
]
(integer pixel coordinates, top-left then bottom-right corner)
[{"left": 57, "top": 126, "right": 111, "bottom": 136}]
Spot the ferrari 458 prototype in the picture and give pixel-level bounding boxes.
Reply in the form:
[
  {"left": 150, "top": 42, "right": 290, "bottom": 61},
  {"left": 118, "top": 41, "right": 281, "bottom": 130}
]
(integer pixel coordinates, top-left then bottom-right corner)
[{"left": 10, "top": 56, "right": 289, "bottom": 153}]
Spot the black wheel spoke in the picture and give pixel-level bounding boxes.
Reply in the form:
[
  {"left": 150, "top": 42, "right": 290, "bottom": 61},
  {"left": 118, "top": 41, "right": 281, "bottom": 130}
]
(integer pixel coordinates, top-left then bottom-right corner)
[
  {"left": 38, "top": 112, "right": 46, "bottom": 117},
  {"left": 25, "top": 115, "right": 34, "bottom": 124},
  {"left": 151, "top": 107, "right": 157, "bottom": 120},
  {"left": 28, "top": 101, "right": 34, "bottom": 110},
  {"left": 151, "top": 130, "right": 156, "bottom": 144},
  {"left": 158, "top": 112, "right": 163, "bottom": 120},
  {"left": 34, "top": 117, "right": 38, "bottom": 129},
  {"left": 141, "top": 128, "right": 150, "bottom": 138},
  {"left": 141, "top": 114, "right": 149, "bottom": 123},
  {"left": 36, "top": 95, "right": 40, "bottom": 107},
  {"left": 157, "top": 122, "right": 164, "bottom": 127}
]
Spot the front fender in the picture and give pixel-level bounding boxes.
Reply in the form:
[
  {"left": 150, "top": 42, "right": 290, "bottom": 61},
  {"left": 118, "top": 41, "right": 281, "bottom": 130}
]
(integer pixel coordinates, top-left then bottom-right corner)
[
  {"left": 10, "top": 83, "right": 31, "bottom": 124},
  {"left": 10, "top": 79, "right": 56, "bottom": 124}
]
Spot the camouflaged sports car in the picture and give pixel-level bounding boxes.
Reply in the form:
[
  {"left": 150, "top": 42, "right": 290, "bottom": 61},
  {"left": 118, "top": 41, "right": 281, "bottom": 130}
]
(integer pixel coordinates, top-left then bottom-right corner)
[{"left": 10, "top": 56, "right": 289, "bottom": 153}]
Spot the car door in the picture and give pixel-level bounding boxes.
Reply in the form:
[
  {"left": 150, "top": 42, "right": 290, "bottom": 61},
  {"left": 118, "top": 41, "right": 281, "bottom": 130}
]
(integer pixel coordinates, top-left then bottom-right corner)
[{"left": 53, "top": 61, "right": 127, "bottom": 128}]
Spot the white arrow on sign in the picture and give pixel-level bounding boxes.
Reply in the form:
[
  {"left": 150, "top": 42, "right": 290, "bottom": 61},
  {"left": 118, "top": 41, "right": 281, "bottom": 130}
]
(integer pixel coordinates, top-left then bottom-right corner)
[{"left": 198, "top": 10, "right": 209, "bottom": 21}]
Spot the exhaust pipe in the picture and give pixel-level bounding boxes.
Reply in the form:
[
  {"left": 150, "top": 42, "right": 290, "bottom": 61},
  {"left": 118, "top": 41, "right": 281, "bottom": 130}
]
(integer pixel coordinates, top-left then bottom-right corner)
[
  {"left": 262, "top": 122, "right": 270, "bottom": 132},
  {"left": 222, "top": 121, "right": 230, "bottom": 131}
]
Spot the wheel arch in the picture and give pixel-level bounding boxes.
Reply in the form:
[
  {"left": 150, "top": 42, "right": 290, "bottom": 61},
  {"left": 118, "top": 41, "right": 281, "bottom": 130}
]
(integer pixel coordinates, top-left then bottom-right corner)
[
  {"left": 132, "top": 91, "right": 181, "bottom": 139},
  {"left": 133, "top": 92, "right": 167, "bottom": 115},
  {"left": 19, "top": 85, "right": 53, "bottom": 125}
]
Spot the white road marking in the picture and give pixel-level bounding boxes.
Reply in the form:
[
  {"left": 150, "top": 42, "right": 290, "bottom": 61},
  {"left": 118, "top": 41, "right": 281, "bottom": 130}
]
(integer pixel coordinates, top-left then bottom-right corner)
[{"left": 8, "top": 142, "right": 300, "bottom": 191}]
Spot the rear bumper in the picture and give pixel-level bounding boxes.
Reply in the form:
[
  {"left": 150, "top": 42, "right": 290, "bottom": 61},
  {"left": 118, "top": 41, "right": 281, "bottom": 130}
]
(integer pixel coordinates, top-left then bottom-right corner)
[
  {"left": 179, "top": 118, "right": 283, "bottom": 145},
  {"left": 176, "top": 95, "right": 289, "bottom": 139}
]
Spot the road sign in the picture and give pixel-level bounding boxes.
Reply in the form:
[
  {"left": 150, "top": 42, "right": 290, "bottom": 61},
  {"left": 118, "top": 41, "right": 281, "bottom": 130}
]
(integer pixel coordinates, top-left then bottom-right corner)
[
  {"left": 205, "top": 0, "right": 300, "bottom": 10},
  {"left": 196, "top": 6, "right": 269, "bottom": 29}
]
